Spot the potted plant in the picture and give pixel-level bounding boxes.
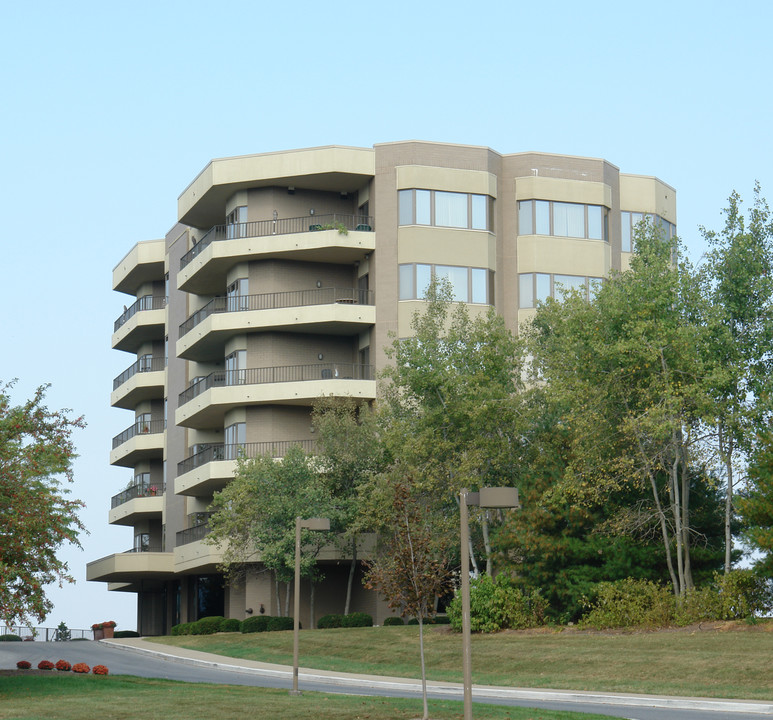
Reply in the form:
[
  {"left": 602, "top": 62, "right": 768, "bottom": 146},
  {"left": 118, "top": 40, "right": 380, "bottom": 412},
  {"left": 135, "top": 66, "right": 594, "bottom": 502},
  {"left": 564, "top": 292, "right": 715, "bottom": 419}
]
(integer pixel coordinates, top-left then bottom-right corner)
[{"left": 91, "top": 621, "right": 117, "bottom": 640}]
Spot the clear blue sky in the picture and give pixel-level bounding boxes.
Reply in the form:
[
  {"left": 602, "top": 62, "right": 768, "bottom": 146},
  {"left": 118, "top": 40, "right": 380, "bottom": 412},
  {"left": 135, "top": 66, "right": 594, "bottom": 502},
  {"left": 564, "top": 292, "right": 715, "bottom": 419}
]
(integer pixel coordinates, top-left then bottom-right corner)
[{"left": 1, "top": 0, "right": 771, "bottom": 632}]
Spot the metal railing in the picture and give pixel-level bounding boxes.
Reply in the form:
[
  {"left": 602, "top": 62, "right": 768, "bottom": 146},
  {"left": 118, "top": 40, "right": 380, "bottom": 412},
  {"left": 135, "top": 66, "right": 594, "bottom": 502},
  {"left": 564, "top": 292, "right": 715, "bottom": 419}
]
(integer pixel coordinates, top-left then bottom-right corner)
[
  {"left": 111, "top": 418, "right": 166, "bottom": 449},
  {"left": 180, "top": 213, "right": 374, "bottom": 269},
  {"left": 114, "top": 295, "right": 167, "bottom": 332},
  {"left": 179, "top": 286, "right": 374, "bottom": 338},
  {"left": 111, "top": 481, "right": 165, "bottom": 509},
  {"left": 177, "top": 439, "right": 316, "bottom": 476},
  {"left": 178, "top": 363, "right": 374, "bottom": 406},
  {"left": 0, "top": 625, "right": 93, "bottom": 641},
  {"left": 124, "top": 544, "right": 164, "bottom": 553},
  {"left": 113, "top": 356, "right": 166, "bottom": 390},
  {"left": 176, "top": 523, "right": 210, "bottom": 546}
]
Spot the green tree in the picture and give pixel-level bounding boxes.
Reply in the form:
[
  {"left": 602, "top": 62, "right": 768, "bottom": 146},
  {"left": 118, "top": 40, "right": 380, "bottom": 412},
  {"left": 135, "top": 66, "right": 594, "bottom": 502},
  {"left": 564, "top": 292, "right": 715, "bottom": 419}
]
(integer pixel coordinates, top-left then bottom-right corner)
[
  {"left": 699, "top": 185, "right": 773, "bottom": 572},
  {"left": 0, "top": 383, "right": 85, "bottom": 625},
  {"left": 527, "top": 222, "right": 710, "bottom": 596},
  {"left": 737, "top": 432, "right": 773, "bottom": 575},
  {"left": 378, "top": 280, "right": 525, "bottom": 574},
  {"left": 311, "top": 398, "right": 388, "bottom": 615},
  {"left": 206, "top": 445, "right": 337, "bottom": 621},
  {"left": 364, "top": 470, "right": 453, "bottom": 720}
]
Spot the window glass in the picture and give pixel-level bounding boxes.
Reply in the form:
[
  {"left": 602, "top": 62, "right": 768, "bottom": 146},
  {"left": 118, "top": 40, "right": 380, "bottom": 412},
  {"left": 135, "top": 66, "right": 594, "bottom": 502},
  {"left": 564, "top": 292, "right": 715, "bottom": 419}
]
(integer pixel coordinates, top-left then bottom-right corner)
[
  {"left": 588, "top": 277, "right": 603, "bottom": 299},
  {"left": 399, "top": 264, "right": 414, "bottom": 300},
  {"left": 519, "top": 274, "right": 534, "bottom": 308},
  {"left": 416, "top": 190, "right": 431, "bottom": 225},
  {"left": 471, "top": 194, "right": 487, "bottom": 230},
  {"left": 416, "top": 264, "right": 432, "bottom": 299},
  {"left": 587, "top": 205, "right": 602, "bottom": 240},
  {"left": 536, "top": 273, "right": 551, "bottom": 303},
  {"left": 471, "top": 268, "right": 487, "bottom": 303},
  {"left": 554, "top": 274, "right": 586, "bottom": 300},
  {"left": 398, "top": 189, "right": 413, "bottom": 225},
  {"left": 518, "top": 200, "right": 533, "bottom": 235},
  {"left": 435, "top": 191, "right": 468, "bottom": 228},
  {"left": 435, "top": 265, "right": 468, "bottom": 302},
  {"left": 621, "top": 211, "right": 631, "bottom": 251},
  {"left": 535, "top": 201, "right": 550, "bottom": 234},
  {"left": 554, "top": 202, "right": 585, "bottom": 238}
]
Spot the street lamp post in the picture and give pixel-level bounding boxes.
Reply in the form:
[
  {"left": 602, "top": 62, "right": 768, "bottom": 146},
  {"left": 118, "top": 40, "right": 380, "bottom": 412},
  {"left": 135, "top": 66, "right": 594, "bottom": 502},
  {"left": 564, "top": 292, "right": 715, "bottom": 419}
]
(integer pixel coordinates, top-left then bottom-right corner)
[
  {"left": 291, "top": 516, "right": 330, "bottom": 696},
  {"left": 460, "top": 487, "right": 520, "bottom": 720}
]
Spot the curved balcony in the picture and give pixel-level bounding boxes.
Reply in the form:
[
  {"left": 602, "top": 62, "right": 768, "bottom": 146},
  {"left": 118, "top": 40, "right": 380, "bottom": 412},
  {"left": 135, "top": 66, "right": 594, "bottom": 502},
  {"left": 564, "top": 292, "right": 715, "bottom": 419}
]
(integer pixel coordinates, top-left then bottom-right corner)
[
  {"left": 175, "top": 363, "right": 375, "bottom": 429},
  {"left": 175, "top": 439, "right": 315, "bottom": 496},
  {"left": 177, "top": 287, "right": 375, "bottom": 361},
  {"left": 178, "top": 214, "right": 375, "bottom": 294},
  {"left": 113, "top": 239, "right": 165, "bottom": 295},
  {"left": 86, "top": 548, "right": 174, "bottom": 584},
  {"left": 109, "top": 482, "right": 165, "bottom": 525},
  {"left": 112, "top": 295, "right": 167, "bottom": 353},
  {"left": 111, "top": 356, "right": 166, "bottom": 409},
  {"left": 110, "top": 419, "right": 165, "bottom": 467}
]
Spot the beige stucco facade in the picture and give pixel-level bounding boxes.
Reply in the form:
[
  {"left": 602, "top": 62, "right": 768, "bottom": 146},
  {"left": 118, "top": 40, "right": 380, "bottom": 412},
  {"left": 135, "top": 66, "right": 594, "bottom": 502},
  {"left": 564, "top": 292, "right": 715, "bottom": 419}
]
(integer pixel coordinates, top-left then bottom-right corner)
[{"left": 89, "top": 141, "right": 675, "bottom": 635}]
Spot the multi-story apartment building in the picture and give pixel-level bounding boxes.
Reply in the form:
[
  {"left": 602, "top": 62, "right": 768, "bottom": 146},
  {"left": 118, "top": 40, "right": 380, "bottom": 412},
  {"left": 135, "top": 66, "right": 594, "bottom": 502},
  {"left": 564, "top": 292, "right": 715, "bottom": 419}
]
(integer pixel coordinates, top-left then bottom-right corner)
[{"left": 87, "top": 141, "right": 676, "bottom": 635}]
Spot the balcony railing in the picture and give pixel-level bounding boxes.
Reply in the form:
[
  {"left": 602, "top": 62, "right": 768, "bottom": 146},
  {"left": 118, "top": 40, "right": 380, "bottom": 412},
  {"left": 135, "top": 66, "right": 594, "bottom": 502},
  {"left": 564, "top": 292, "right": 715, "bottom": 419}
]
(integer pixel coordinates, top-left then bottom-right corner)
[
  {"left": 179, "top": 287, "right": 374, "bottom": 338},
  {"left": 180, "top": 213, "right": 375, "bottom": 270},
  {"left": 124, "top": 544, "right": 164, "bottom": 553},
  {"left": 178, "top": 363, "right": 374, "bottom": 406},
  {"left": 114, "top": 295, "right": 167, "bottom": 332},
  {"left": 177, "top": 439, "right": 316, "bottom": 476},
  {"left": 111, "top": 481, "right": 165, "bottom": 509},
  {"left": 111, "top": 418, "right": 166, "bottom": 449},
  {"left": 176, "top": 523, "right": 210, "bottom": 546},
  {"left": 113, "top": 356, "right": 167, "bottom": 391}
]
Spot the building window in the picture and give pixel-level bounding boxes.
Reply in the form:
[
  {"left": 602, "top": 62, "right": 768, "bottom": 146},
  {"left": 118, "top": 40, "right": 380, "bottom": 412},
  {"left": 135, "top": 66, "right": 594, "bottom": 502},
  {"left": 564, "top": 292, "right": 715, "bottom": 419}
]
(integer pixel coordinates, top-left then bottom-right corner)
[
  {"left": 225, "top": 349, "right": 246, "bottom": 384},
  {"left": 518, "top": 200, "right": 608, "bottom": 241},
  {"left": 519, "top": 273, "right": 603, "bottom": 308},
  {"left": 226, "top": 205, "right": 248, "bottom": 239},
  {"left": 399, "top": 263, "right": 492, "bottom": 304},
  {"left": 398, "top": 189, "right": 492, "bottom": 231},
  {"left": 226, "top": 278, "right": 249, "bottom": 311},
  {"left": 224, "top": 422, "right": 246, "bottom": 459},
  {"left": 621, "top": 212, "right": 676, "bottom": 252}
]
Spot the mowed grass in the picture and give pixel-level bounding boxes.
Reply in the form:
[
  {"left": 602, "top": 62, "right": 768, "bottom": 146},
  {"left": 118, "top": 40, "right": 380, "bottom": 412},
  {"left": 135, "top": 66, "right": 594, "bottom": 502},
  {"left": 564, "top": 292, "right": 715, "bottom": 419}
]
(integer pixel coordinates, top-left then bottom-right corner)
[
  {"left": 149, "top": 621, "right": 773, "bottom": 700},
  {"left": 0, "top": 674, "right": 611, "bottom": 720}
]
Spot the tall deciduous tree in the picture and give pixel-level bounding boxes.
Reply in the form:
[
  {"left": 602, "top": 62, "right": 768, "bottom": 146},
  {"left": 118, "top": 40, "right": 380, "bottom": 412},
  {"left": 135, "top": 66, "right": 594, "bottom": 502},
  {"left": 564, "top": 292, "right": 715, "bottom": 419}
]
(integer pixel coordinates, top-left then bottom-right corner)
[
  {"left": 0, "top": 383, "right": 85, "bottom": 625},
  {"left": 364, "top": 470, "right": 453, "bottom": 720},
  {"left": 699, "top": 185, "right": 773, "bottom": 573},
  {"left": 528, "top": 222, "right": 709, "bottom": 596},
  {"left": 738, "top": 433, "right": 773, "bottom": 575},
  {"left": 378, "top": 281, "right": 525, "bottom": 573},
  {"left": 311, "top": 398, "right": 388, "bottom": 614},
  {"left": 207, "top": 445, "right": 337, "bottom": 620}
]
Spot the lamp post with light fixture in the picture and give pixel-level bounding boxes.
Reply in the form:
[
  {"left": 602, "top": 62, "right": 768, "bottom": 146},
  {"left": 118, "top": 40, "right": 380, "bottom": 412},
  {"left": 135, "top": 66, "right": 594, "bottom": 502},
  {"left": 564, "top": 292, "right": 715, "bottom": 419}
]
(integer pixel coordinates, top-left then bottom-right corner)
[
  {"left": 290, "top": 516, "right": 330, "bottom": 695},
  {"left": 460, "top": 487, "right": 520, "bottom": 720}
]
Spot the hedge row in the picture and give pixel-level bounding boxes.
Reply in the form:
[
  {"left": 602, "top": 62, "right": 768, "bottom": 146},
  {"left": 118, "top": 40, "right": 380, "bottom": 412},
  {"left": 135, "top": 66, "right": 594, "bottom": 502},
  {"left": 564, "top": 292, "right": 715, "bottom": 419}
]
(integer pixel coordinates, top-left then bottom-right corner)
[
  {"left": 170, "top": 615, "right": 296, "bottom": 636},
  {"left": 317, "top": 612, "right": 373, "bottom": 629}
]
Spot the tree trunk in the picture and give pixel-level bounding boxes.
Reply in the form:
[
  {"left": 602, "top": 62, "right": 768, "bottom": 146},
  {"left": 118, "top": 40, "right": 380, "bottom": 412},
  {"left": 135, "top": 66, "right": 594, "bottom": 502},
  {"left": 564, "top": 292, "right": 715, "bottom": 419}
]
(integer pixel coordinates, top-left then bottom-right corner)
[
  {"left": 418, "top": 616, "right": 429, "bottom": 720},
  {"left": 310, "top": 582, "right": 315, "bottom": 629},
  {"left": 669, "top": 440, "right": 685, "bottom": 597},
  {"left": 482, "top": 512, "right": 492, "bottom": 576},
  {"left": 344, "top": 535, "right": 357, "bottom": 616},
  {"left": 723, "top": 428, "right": 734, "bottom": 574},
  {"left": 275, "top": 571, "right": 281, "bottom": 615},
  {"left": 284, "top": 581, "right": 291, "bottom": 617},
  {"left": 648, "top": 467, "right": 680, "bottom": 595},
  {"left": 680, "top": 445, "right": 693, "bottom": 590}
]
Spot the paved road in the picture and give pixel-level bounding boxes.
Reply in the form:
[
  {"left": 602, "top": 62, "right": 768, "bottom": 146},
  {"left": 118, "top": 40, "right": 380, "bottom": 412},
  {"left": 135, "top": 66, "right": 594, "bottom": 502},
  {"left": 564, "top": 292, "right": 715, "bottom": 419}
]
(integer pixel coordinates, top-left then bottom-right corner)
[{"left": 1, "top": 639, "right": 770, "bottom": 720}]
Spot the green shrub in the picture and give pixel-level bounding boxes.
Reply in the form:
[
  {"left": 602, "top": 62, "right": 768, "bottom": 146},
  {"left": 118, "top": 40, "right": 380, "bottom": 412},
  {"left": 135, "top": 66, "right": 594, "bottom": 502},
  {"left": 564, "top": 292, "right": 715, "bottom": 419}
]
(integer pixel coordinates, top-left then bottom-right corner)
[
  {"left": 579, "top": 578, "right": 674, "bottom": 629},
  {"left": 383, "top": 616, "right": 404, "bottom": 626},
  {"left": 113, "top": 630, "right": 140, "bottom": 638},
  {"left": 407, "top": 617, "right": 420, "bottom": 625},
  {"left": 0, "top": 634, "right": 22, "bottom": 641},
  {"left": 676, "top": 570, "right": 773, "bottom": 625},
  {"left": 267, "top": 616, "right": 294, "bottom": 632},
  {"left": 241, "top": 615, "right": 272, "bottom": 633},
  {"left": 192, "top": 616, "right": 225, "bottom": 635},
  {"left": 447, "top": 574, "right": 547, "bottom": 633},
  {"left": 170, "top": 622, "right": 194, "bottom": 636},
  {"left": 431, "top": 614, "right": 450, "bottom": 625},
  {"left": 220, "top": 618, "right": 241, "bottom": 633},
  {"left": 317, "top": 614, "right": 342, "bottom": 629},
  {"left": 341, "top": 612, "right": 373, "bottom": 628}
]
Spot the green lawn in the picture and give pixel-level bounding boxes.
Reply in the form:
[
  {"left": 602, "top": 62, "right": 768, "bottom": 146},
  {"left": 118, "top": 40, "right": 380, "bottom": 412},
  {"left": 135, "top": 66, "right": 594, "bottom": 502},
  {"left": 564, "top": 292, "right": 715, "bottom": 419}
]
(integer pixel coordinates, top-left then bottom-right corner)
[
  {"left": 0, "top": 674, "right": 611, "bottom": 720},
  {"left": 149, "top": 621, "right": 773, "bottom": 700}
]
